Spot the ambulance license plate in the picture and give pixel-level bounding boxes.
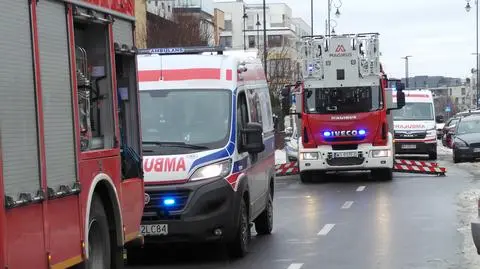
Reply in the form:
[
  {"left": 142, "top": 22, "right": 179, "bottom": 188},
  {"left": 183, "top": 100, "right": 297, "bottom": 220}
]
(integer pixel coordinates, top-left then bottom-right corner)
[
  {"left": 141, "top": 224, "right": 168, "bottom": 236},
  {"left": 334, "top": 152, "right": 358, "bottom": 158},
  {"left": 401, "top": 144, "right": 416, "bottom": 149}
]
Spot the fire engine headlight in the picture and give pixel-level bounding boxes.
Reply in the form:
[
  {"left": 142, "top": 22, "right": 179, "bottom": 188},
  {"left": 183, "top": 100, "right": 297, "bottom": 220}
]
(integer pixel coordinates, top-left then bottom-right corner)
[
  {"left": 371, "top": 149, "right": 391, "bottom": 158},
  {"left": 190, "top": 159, "right": 232, "bottom": 181},
  {"left": 302, "top": 152, "right": 319, "bottom": 160}
]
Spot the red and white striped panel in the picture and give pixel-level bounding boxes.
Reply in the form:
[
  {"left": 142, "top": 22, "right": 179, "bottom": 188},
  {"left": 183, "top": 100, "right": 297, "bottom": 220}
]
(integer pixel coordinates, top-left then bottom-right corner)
[
  {"left": 394, "top": 159, "right": 439, "bottom": 167},
  {"left": 275, "top": 162, "right": 299, "bottom": 176},
  {"left": 393, "top": 164, "right": 446, "bottom": 175}
]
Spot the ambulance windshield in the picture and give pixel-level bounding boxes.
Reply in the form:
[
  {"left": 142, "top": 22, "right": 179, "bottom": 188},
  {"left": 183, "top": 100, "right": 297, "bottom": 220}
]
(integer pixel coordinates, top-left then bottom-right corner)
[
  {"left": 392, "top": 102, "right": 434, "bottom": 121},
  {"left": 140, "top": 89, "right": 232, "bottom": 154},
  {"left": 304, "top": 86, "right": 382, "bottom": 114}
]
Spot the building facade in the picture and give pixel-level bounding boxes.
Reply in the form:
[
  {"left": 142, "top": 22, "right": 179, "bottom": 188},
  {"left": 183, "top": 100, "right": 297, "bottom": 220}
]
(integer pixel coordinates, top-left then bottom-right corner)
[{"left": 213, "top": 0, "right": 310, "bottom": 88}]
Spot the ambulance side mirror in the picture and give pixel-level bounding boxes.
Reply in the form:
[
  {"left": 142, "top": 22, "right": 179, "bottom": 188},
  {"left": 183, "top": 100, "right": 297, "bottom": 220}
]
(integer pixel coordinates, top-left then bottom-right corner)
[
  {"left": 242, "top": 122, "right": 265, "bottom": 154},
  {"left": 289, "top": 91, "right": 303, "bottom": 119},
  {"left": 396, "top": 90, "right": 406, "bottom": 109}
]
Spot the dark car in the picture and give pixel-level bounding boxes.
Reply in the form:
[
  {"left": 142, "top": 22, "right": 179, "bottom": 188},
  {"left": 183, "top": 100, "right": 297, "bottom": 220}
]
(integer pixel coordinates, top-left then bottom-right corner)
[
  {"left": 452, "top": 115, "right": 480, "bottom": 163},
  {"left": 442, "top": 117, "right": 460, "bottom": 148}
]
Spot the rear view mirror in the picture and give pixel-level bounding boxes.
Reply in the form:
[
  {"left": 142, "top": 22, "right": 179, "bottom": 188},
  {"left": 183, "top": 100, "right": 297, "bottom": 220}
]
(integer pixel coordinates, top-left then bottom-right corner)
[
  {"left": 242, "top": 122, "right": 265, "bottom": 154},
  {"left": 435, "top": 115, "right": 445, "bottom": 123},
  {"left": 396, "top": 90, "right": 406, "bottom": 109}
]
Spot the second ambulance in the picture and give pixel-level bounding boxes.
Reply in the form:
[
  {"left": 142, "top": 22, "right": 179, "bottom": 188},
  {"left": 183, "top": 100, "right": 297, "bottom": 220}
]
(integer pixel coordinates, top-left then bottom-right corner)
[{"left": 392, "top": 90, "right": 437, "bottom": 160}]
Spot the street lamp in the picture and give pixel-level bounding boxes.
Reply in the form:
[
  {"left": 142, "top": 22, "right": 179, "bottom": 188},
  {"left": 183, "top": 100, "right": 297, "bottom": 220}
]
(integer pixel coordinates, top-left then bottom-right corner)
[
  {"left": 256, "top": 14, "right": 261, "bottom": 50},
  {"left": 262, "top": 0, "right": 267, "bottom": 76},
  {"left": 243, "top": 12, "right": 248, "bottom": 50},
  {"left": 401, "top": 55, "right": 412, "bottom": 89},
  {"left": 326, "top": 19, "right": 337, "bottom": 35},
  {"left": 327, "top": 0, "right": 342, "bottom": 36},
  {"left": 466, "top": 0, "right": 479, "bottom": 108}
]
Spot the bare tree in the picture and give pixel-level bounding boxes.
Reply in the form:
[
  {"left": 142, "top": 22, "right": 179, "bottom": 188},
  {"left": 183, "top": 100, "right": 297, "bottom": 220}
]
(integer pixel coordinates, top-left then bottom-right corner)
[{"left": 147, "top": 10, "right": 214, "bottom": 47}]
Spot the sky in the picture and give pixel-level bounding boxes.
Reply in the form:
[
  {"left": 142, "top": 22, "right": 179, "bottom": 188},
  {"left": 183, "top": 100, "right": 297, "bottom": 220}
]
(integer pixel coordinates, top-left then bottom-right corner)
[{"left": 246, "top": 0, "right": 478, "bottom": 79}]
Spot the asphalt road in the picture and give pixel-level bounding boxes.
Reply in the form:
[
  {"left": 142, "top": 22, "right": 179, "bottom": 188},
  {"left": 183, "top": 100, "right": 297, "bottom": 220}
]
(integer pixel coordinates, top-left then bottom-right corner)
[{"left": 127, "top": 144, "right": 480, "bottom": 269}]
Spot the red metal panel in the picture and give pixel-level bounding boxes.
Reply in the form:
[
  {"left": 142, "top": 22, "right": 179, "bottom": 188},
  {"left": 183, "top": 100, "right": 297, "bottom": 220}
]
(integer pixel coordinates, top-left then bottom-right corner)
[
  {"left": 0, "top": 98, "right": 5, "bottom": 268},
  {"left": 6, "top": 205, "right": 46, "bottom": 268},
  {"left": 47, "top": 197, "right": 82, "bottom": 267},
  {"left": 82, "top": 0, "right": 135, "bottom": 16},
  {"left": 29, "top": 0, "right": 50, "bottom": 261},
  {"left": 120, "top": 179, "right": 144, "bottom": 242}
]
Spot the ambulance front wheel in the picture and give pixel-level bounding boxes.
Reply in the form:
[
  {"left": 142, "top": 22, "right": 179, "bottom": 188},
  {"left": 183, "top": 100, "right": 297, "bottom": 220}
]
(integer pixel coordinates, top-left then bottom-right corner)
[
  {"left": 428, "top": 151, "right": 437, "bottom": 160},
  {"left": 300, "top": 171, "right": 313, "bottom": 183}
]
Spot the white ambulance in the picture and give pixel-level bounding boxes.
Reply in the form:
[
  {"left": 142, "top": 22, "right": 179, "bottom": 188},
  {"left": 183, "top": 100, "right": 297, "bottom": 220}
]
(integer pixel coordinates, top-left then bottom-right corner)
[
  {"left": 392, "top": 90, "right": 437, "bottom": 159},
  {"left": 131, "top": 47, "right": 275, "bottom": 260}
]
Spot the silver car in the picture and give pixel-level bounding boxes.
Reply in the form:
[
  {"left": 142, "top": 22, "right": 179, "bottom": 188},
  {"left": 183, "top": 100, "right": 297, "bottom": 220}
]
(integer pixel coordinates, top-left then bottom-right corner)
[{"left": 284, "top": 127, "right": 299, "bottom": 162}]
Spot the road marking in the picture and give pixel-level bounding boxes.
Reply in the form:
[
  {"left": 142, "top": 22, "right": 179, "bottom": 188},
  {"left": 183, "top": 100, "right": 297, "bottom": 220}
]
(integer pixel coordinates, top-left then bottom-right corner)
[
  {"left": 341, "top": 201, "right": 354, "bottom": 209},
  {"left": 287, "top": 263, "right": 304, "bottom": 269},
  {"left": 317, "top": 224, "right": 335, "bottom": 235},
  {"left": 356, "top": 186, "right": 366, "bottom": 192}
]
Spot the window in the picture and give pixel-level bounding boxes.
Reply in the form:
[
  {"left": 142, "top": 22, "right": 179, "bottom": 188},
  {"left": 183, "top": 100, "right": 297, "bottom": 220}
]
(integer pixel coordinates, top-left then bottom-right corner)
[
  {"left": 305, "top": 86, "right": 382, "bottom": 114},
  {"left": 161, "top": 2, "right": 164, "bottom": 9},
  {"left": 237, "top": 92, "right": 249, "bottom": 153},
  {"left": 168, "top": 5, "right": 170, "bottom": 12},
  {"left": 74, "top": 20, "right": 115, "bottom": 151},
  {"left": 220, "top": 36, "right": 232, "bottom": 47},
  {"left": 224, "top": 20, "right": 232, "bottom": 31},
  {"left": 462, "top": 97, "right": 466, "bottom": 104},
  {"left": 246, "top": 88, "right": 262, "bottom": 124},
  {"left": 462, "top": 87, "right": 466, "bottom": 95},
  {"left": 392, "top": 103, "right": 434, "bottom": 121},
  {"left": 268, "top": 35, "right": 282, "bottom": 47},
  {"left": 248, "top": 36, "right": 256, "bottom": 48}
]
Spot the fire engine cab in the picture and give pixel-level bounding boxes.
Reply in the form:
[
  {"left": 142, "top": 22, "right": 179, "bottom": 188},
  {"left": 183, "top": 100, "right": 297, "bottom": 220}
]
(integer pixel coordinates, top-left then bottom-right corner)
[{"left": 292, "top": 33, "right": 405, "bottom": 182}]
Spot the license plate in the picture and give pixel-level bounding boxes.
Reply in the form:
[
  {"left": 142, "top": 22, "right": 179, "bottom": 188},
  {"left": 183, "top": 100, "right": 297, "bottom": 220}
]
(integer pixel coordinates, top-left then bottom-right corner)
[
  {"left": 474, "top": 148, "right": 480, "bottom": 152},
  {"left": 334, "top": 152, "right": 358, "bottom": 158},
  {"left": 401, "top": 144, "right": 416, "bottom": 149},
  {"left": 141, "top": 224, "right": 168, "bottom": 236}
]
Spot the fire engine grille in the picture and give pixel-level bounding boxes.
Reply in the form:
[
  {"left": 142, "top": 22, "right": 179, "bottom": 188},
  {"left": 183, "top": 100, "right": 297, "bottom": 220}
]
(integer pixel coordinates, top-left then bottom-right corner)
[
  {"left": 394, "top": 131, "right": 426, "bottom": 139},
  {"left": 142, "top": 190, "right": 190, "bottom": 221},
  {"left": 326, "top": 156, "right": 365, "bottom": 166},
  {"left": 332, "top": 144, "right": 358, "bottom": 151}
]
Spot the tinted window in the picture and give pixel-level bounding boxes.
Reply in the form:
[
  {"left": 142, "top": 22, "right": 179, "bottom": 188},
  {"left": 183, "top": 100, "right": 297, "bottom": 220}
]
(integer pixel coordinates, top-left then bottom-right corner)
[
  {"left": 305, "top": 86, "right": 382, "bottom": 114},
  {"left": 457, "top": 118, "right": 480, "bottom": 135}
]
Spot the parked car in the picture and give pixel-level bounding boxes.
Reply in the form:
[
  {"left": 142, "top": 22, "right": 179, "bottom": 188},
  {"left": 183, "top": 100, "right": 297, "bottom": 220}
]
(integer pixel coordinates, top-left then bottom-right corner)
[
  {"left": 284, "top": 126, "right": 298, "bottom": 162},
  {"left": 442, "top": 117, "right": 460, "bottom": 148},
  {"left": 451, "top": 114, "right": 480, "bottom": 163},
  {"left": 436, "top": 115, "right": 445, "bottom": 139}
]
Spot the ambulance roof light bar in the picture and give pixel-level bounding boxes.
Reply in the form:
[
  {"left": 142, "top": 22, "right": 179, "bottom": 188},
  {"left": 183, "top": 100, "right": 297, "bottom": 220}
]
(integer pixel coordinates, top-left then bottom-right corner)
[{"left": 137, "top": 46, "right": 225, "bottom": 55}]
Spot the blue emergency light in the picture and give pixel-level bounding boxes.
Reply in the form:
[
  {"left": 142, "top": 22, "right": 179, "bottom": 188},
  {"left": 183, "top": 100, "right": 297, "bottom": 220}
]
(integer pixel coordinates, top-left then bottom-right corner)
[
  {"left": 163, "top": 198, "right": 176, "bottom": 206},
  {"left": 323, "top": 129, "right": 367, "bottom": 137}
]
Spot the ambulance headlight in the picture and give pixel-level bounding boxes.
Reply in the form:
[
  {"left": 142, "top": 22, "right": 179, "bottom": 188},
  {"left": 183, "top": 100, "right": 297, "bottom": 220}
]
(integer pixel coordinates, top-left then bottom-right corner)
[
  {"left": 302, "top": 152, "right": 319, "bottom": 160},
  {"left": 190, "top": 159, "right": 232, "bottom": 181},
  {"left": 426, "top": 128, "right": 436, "bottom": 137},
  {"left": 371, "top": 149, "right": 391, "bottom": 158}
]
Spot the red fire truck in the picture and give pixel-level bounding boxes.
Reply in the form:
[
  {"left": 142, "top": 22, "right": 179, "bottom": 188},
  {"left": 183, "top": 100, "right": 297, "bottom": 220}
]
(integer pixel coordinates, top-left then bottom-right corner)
[
  {"left": 292, "top": 33, "right": 405, "bottom": 182},
  {"left": 0, "top": 0, "right": 144, "bottom": 268}
]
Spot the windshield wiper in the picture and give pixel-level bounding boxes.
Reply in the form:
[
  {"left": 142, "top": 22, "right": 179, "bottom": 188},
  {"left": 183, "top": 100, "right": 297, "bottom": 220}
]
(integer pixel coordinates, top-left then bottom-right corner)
[{"left": 142, "top": 141, "right": 210, "bottom": 150}]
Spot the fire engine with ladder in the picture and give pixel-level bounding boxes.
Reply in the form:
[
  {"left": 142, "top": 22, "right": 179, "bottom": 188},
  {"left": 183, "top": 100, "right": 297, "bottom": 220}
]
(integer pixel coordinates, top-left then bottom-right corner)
[
  {"left": 290, "top": 33, "right": 408, "bottom": 182},
  {"left": 0, "top": 0, "right": 144, "bottom": 268}
]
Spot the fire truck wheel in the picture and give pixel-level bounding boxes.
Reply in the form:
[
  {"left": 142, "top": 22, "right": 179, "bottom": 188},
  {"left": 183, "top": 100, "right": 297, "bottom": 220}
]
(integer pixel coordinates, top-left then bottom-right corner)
[
  {"left": 371, "top": 168, "right": 393, "bottom": 181},
  {"left": 254, "top": 192, "right": 273, "bottom": 235},
  {"left": 300, "top": 171, "right": 312, "bottom": 183},
  {"left": 85, "top": 194, "right": 111, "bottom": 269},
  {"left": 228, "top": 198, "right": 250, "bottom": 258}
]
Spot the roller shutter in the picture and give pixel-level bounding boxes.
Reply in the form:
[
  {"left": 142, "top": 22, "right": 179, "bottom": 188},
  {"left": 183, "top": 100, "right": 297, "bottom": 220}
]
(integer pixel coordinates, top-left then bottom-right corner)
[
  {"left": 0, "top": 0, "right": 41, "bottom": 200},
  {"left": 113, "top": 18, "right": 134, "bottom": 48},
  {"left": 37, "top": 0, "right": 77, "bottom": 192}
]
